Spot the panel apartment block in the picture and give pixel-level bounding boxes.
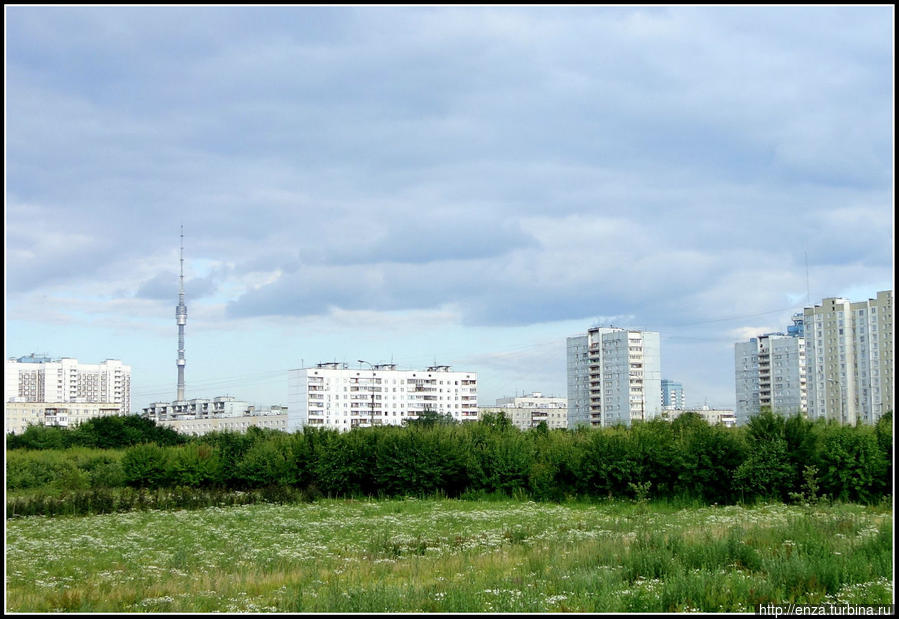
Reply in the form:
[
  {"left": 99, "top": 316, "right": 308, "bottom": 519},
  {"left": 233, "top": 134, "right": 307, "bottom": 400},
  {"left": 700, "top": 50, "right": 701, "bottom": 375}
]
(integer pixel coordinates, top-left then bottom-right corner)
[
  {"left": 804, "top": 291, "right": 893, "bottom": 425},
  {"left": 567, "top": 327, "right": 661, "bottom": 428},
  {"left": 734, "top": 333, "right": 806, "bottom": 425},
  {"left": 5, "top": 356, "right": 131, "bottom": 415},
  {"left": 287, "top": 363, "right": 478, "bottom": 432}
]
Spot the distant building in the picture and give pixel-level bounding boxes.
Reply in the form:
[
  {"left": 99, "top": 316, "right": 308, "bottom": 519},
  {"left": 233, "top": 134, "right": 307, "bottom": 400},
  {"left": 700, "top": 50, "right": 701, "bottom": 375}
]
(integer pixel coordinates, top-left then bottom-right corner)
[
  {"left": 142, "top": 398, "right": 286, "bottom": 435},
  {"left": 5, "top": 401, "right": 121, "bottom": 435},
  {"left": 734, "top": 332, "right": 806, "bottom": 425},
  {"left": 479, "top": 392, "right": 568, "bottom": 430},
  {"left": 287, "top": 363, "right": 478, "bottom": 432},
  {"left": 567, "top": 327, "right": 662, "bottom": 428},
  {"left": 661, "top": 406, "right": 736, "bottom": 428},
  {"left": 661, "top": 379, "right": 685, "bottom": 410},
  {"left": 5, "top": 356, "right": 131, "bottom": 415},
  {"left": 787, "top": 313, "right": 804, "bottom": 338},
  {"left": 804, "top": 291, "right": 893, "bottom": 425},
  {"left": 143, "top": 396, "right": 254, "bottom": 421},
  {"left": 154, "top": 409, "right": 288, "bottom": 435}
]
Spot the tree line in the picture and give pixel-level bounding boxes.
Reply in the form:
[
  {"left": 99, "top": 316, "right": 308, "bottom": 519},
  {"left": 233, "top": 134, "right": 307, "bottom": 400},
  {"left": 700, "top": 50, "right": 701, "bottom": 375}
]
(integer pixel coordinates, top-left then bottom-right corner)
[{"left": 6, "top": 409, "right": 892, "bottom": 509}]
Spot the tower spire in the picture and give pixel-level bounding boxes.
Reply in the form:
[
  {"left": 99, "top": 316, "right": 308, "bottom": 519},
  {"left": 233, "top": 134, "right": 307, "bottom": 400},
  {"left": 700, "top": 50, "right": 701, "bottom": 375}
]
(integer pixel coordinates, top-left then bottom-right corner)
[{"left": 176, "top": 225, "right": 187, "bottom": 401}]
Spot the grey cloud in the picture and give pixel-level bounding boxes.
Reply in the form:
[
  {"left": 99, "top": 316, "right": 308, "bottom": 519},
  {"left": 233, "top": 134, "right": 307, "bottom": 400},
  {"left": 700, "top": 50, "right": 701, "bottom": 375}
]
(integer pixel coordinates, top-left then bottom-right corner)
[
  {"left": 6, "top": 6, "right": 892, "bottom": 331},
  {"left": 134, "top": 272, "right": 219, "bottom": 301}
]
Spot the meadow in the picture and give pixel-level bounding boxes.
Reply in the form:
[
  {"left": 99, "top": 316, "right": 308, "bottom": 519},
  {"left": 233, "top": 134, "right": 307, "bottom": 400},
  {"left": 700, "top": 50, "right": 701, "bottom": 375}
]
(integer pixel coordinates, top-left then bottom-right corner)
[{"left": 5, "top": 497, "right": 893, "bottom": 613}]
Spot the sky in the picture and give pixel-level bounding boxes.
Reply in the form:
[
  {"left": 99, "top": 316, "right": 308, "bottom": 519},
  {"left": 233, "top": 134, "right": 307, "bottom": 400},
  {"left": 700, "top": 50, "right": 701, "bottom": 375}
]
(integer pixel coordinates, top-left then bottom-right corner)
[{"left": 5, "top": 6, "right": 894, "bottom": 412}]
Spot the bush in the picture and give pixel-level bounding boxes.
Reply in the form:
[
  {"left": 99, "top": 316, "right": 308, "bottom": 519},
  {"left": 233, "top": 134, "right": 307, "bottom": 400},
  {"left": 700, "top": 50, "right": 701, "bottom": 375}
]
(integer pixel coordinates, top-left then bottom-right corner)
[
  {"left": 237, "top": 436, "right": 296, "bottom": 488},
  {"left": 121, "top": 443, "right": 169, "bottom": 488},
  {"left": 167, "top": 443, "right": 223, "bottom": 487},
  {"left": 816, "top": 424, "right": 887, "bottom": 503},
  {"left": 734, "top": 438, "right": 794, "bottom": 501}
]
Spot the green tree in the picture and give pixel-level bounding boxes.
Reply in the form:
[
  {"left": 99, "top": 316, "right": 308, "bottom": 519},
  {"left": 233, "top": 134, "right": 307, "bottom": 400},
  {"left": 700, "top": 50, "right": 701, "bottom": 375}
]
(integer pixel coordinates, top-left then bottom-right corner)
[{"left": 121, "top": 443, "right": 169, "bottom": 488}]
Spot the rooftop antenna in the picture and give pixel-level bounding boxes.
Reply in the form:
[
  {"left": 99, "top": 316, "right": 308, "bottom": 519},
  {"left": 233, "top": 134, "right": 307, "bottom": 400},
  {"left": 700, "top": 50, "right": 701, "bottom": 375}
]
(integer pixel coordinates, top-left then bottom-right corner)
[
  {"left": 175, "top": 225, "right": 187, "bottom": 401},
  {"left": 805, "top": 250, "right": 811, "bottom": 307}
]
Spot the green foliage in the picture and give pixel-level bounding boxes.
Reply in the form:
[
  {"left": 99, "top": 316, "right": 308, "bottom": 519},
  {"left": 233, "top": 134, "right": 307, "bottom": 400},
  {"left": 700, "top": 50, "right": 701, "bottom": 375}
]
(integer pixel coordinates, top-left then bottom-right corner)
[
  {"left": 312, "top": 429, "right": 377, "bottom": 496},
  {"left": 7, "top": 411, "right": 893, "bottom": 516},
  {"left": 873, "top": 411, "right": 892, "bottom": 492},
  {"left": 237, "top": 435, "right": 296, "bottom": 488},
  {"left": 815, "top": 424, "right": 887, "bottom": 503},
  {"left": 734, "top": 438, "right": 794, "bottom": 501},
  {"left": 6, "top": 424, "right": 69, "bottom": 449},
  {"left": 121, "top": 443, "right": 169, "bottom": 488},
  {"left": 403, "top": 409, "right": 458, "bottom": 427},
  {"left": 167, "top": 443, "right": 223, "bottom": 487},
  {"left": 7, "top": 415, "right": 187, "bottom": 450},
  {"left": 676, "top": 421, "right": 745, "bottom": 503}
]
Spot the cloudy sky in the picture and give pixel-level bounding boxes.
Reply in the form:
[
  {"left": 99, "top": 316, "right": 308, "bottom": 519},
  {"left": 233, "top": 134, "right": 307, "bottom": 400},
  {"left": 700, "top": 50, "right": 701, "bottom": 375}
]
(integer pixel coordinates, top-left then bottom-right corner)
[{"left": 5, "top": 6, "right": 893, "bottom": 410}]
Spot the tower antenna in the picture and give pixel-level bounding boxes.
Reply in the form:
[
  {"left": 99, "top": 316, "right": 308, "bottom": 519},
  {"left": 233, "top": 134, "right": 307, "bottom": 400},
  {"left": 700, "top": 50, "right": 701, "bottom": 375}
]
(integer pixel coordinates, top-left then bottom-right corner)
[
  {"left": 805, "top": 251, "right": 811, "bottom": 306},
  {"left": 176, "top": 225, "right": 188, "bottom": 401}
]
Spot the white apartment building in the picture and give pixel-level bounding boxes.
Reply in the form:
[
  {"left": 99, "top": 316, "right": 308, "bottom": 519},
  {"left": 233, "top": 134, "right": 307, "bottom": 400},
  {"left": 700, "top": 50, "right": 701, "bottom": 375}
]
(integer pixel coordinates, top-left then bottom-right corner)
[
  {"left": 661, "top": 407, "right": 737, "bottom": 428},
  {"left": 142, "top": 399, "right": 288, "bottom": 435},
  {"left": 566, "top": 327, "right": 662, "bottom": 428},
  {"left": 734, "top": 333, "right": 806, "bottom": 425},
  {"left": 480, "top": 392, "right": 568, "bottom": 430},
  {"left": 5, "top": 355, "right": 131, "bottom": 415},
  {"left": 154, "top": 411, "right": 288, "bottom": 436},
  {"left": 804, "top": 291, "right": 893, "bottom": 425},
  {"left": 287, "top": 363, "right": 478, "bottom": 432},
  {"left": 5, "top": 401, "right": 122, "bottom": 435},
  {"left": 143, "top": 396, "right": 255, "bottom": 422}
]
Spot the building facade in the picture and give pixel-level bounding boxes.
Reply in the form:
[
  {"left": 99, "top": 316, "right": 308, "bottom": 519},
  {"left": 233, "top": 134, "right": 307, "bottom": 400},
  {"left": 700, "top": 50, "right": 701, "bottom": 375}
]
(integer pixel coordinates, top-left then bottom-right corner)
[
  {"left": 661, "top": 379, "right": 685, "bottom": 410},
  {"left": 5, "top": 356, "right": 131, "bottom": 415},
  {"left": 804, "top": 291, "right": 893, "bottom": 425},
  {"left": 661, "top": 406, "right": 736, "bottom": 427},
  {"left": 142, "top": 396, "right": 256, "bottom": 421},
  {"left": 5, "top": 401, "right": 122, "bottom": 435},
  {"left": 153, "top": 410, "right": 288, "bottom": 436},
  {"left": 734, "top": 333, "right": 806, "bottom": 425},
  {"left": 566, "top": 327, "right": 662, "bottom": 428},
  {"left": 480, "top": 392, "right": 568, "bottom": 430},
  {"left": 287, "top": 363, "right": 478, "bottom": 432},
  {"left": 142, "top": 398, "right": 287, "bottom": 435}
]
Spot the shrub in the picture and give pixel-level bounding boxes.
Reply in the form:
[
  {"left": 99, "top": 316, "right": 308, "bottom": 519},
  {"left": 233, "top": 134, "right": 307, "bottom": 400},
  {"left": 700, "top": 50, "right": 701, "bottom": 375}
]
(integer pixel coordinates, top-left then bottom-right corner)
[
  {"left": 167, "top": 443, "right": 223, "bottom": 487},
  {"left": 121, "top": 443, "right": 169, "bottom": 488},
  {"left": 734, "top": 438, "right": 794, "bottom": 501},
  {"left": 237, "top": 436, "right": 297, "bottom": 488}
]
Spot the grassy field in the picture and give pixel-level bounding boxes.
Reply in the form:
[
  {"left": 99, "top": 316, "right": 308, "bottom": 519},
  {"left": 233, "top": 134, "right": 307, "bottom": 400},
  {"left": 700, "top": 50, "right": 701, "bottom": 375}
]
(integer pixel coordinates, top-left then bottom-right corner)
[{"left": 5, "top": 497, "right": 893, "bottom": 612}]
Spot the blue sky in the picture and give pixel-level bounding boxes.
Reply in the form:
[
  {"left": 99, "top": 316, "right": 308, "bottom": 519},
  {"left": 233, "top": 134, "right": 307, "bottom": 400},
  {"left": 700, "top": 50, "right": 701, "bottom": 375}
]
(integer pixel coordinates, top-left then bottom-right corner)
[{"left": 5, "top": 6, "right": 893, "bottom": 411}]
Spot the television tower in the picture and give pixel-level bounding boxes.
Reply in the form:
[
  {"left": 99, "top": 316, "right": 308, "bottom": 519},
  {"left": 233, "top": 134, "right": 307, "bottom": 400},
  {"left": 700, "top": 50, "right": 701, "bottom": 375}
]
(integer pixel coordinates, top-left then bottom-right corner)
[{"left": 176, "top": 226, "right": 187, "bottom": 401}]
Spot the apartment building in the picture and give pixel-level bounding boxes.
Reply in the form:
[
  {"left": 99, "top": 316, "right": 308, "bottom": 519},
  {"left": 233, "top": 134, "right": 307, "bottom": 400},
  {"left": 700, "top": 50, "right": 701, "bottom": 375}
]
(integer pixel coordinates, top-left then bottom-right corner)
[
  {"left": 153, "top": 409, "right": 288, "bottom": 436},
  {"left": 566, "top": 327, "right": 662, "bottom": 428},
  {"left": 5, "top": 355, "right": 131, "bottom": 415},
  {"left": 142, "top": 396, "right": 255, "bottom": 422},
  {"left": 661, "top": 379, "right": 685, "bottom": 410},
  {"left": 661, "top": 406, "right": 737, "bottom": 428},
  {"left": 480, "top": 392, "right": 568, "bottom": 430},
  {"left": 287, "top": 363, "right": 478, "bottom": 432},
  {"left": 804, "top": 291, "right": 893, "bottom": 425},
  {"left": 5, "top": 401, "right": 121, "bottom": 435},
  {"left": 734, "top": 332, "right": 806, "bottom": 425}
]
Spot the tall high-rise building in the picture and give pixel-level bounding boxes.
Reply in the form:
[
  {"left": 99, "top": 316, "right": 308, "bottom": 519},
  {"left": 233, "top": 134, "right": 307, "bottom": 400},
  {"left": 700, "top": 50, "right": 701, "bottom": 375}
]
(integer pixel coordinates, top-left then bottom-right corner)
[
  {"left": 804, "top": 290, "right": 893, "bottom": 425},
  {"left": 566, "top": 327, "right": 662, "bottom": 428},
  {"left": 5, "top": 356, "right": 132, "bottom": 415},
  {"left": 661, "top": 379, "right": 685, "bottom": 410},
  {"left": 287, "top": 363, "right": 478, "bottom": 432},
  {"left": 734, "top": 333, "right": 806, "bottom": 425}
]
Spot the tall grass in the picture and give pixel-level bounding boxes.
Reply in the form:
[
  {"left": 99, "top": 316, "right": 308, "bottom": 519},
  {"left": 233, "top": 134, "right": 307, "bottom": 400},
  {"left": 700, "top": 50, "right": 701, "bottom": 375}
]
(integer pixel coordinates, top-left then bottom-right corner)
[{"left": 5, "top": 498, "right": 892, "bottom": 612}]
